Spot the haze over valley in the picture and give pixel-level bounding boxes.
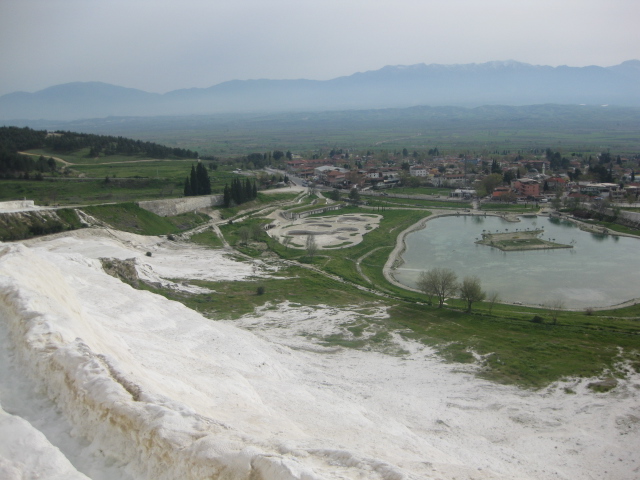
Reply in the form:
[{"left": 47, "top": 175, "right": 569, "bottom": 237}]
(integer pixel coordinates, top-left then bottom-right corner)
[{"left": 1, "top": 60, "right": 640, "bottom": 121}]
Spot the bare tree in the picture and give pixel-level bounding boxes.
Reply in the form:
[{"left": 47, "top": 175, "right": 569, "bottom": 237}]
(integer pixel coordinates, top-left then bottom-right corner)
[
  {"left": 416, "top": 273, "right": 435, "bottom": 305},
  {"left": 417, "top": 268, "right": 459, "bottom": 308},
  {"left": 459, "top": 276, "right": 486, "bottom": 312},
  {"left": 546, "top": 299, "right": 565, "bottom": 325},
  {"left": 238, "top": 226, "right": 251, "bottom": 245},
  {"left": 305, "top": 234, "right": 318, "bottom": 260},
  {"left": 250, "top": 223, "right": 263, "bottom": 240},
  {"left": 487, "top": 291, "right": 500, "bottom": 315}
]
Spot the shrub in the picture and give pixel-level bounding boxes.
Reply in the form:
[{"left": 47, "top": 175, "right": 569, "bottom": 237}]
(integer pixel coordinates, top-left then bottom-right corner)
[
  {"left": 587, "top": 378, "right": 618, "bottom": 393},
  {"left": 256, "top": 286, "right": 265, "bottom": 296},
  {"left": 531, "top": 315, "right": 545, "bottom": 324}
]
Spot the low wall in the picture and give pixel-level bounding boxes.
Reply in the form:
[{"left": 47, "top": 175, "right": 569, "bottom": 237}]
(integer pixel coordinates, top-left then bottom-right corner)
[
  {"left": 280, "top": 204, "right": 342, "bottom": 220},
  {"left": 620, "top": 210, "right": 640, "bottom": 223},
  {"left": 594, "top": 206, "right": 640, "bottom": 227},
  {"left": 137, "top": 195, "right": 223, "bottom": 217},
  {"left": 0, "top": 200, "right": 35, "bottom": 211}
]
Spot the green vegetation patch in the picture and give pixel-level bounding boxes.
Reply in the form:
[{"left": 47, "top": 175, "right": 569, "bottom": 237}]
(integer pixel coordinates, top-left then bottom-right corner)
[
  {"left": 391, "top": 303, "right": 640, "bottom": 389},
  {"left": 365, "top": 196, "right": 471, "bottom": 209},
  {"left": 481, "top": 203, "right": 540, "bottom": 212},
  {"left": 0, "top": 208, "right": 84, "bottom": 241},
  {"left": 172, "top": 265, "right": 380, "bottom": 319},
  {"left": 82, "top": 203, "right": 183, "bottom": 235},
  {"left": 163, "top": 211, "right": 210, "bottom": 231},
  {"left": 0, "top": 178, "right": 180, "bottom": 206},
  {"left": 190, "top": 230, "right": 224, "bottom": 248}
]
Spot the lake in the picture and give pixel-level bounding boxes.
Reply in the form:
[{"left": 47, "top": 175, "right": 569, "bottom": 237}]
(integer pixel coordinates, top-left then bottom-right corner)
[{"left": 393, "top": 214, "right": 640, "bottom": 309}]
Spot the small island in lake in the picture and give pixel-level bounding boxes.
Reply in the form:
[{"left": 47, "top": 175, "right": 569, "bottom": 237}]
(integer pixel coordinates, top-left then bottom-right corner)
[{"left": 475, "top": 228, "right": 573, "bottom": 251}]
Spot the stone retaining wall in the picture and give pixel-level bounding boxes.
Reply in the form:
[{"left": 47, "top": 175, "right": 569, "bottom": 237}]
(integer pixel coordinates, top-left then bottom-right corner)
[
  {"left": 0, "top": 200, "right": 35, "bottom": 211},
  {"left": 137, "top": 195, "right": 223, "bottom": 217}
]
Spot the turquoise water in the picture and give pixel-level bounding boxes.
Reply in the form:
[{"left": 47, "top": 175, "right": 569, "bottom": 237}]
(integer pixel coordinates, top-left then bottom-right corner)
[{"left": 393, "top": 215, "right": 640, "bottom": 309}]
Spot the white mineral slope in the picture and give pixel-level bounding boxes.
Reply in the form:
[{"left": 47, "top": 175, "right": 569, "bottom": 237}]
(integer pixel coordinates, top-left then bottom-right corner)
[
  {"left": 0, "top": 405, "right": 90, "bottom": 480},
  {"left": 24, "top": 228, "right": 273, "bottom": 292},
  {"left": 0, "top": 234, "right": 638, "bottom": 479}
]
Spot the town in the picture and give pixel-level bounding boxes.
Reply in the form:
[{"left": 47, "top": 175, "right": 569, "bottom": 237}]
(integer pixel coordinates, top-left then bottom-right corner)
[{"left": 282, "top": 148, "right": 639, "bottom": 206}]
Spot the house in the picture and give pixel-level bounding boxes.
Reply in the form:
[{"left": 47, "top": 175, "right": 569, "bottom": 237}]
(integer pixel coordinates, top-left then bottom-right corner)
[
  {"left": 546, "top": 177, "right": 568, "bottom": 190},
  {"left": 492, "top": 186, "right": 512, "bottom": 200},
  {"left": 434, "top": 173, "right": 466, "bottom": 187},
  {"left": 513, "top": 178, "right": 540, "bottom": 198},
  {"left": 324, "top": 169, "right": 349, "bottom": 187},
  {"left": 286, "top": 159, "right": 335, "bottom": 177},
  {"left": 314, "top": 165, "right": 342, "bottom": 180},
  {"left": 577, "top": 182, "right": 620, "bottom": 197},
  {"left": 450, "top": 189, "right": 475, "bottom": 199},
  {"left": 409, "top": 166, "right": 427, "bottom": 177},
  {"left": 364, "top": 169, "right": 383, "bottom": 180}
]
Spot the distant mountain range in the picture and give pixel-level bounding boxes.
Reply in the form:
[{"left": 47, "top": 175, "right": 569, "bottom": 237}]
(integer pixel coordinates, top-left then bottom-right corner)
[{"left": 1, "top": 60, "right": 639, "bottom": 121}]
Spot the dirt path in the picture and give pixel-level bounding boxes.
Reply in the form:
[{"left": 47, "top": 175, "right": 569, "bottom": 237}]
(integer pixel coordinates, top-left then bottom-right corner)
[
  {"left": 355, "top": 247, "right": 386, "bottom": 285},
  {"left": 19, "top": 152, "right": 73, "bottom": 166},
  {"left": 19, "top": 152, "right": 194, "bottom": 167}
]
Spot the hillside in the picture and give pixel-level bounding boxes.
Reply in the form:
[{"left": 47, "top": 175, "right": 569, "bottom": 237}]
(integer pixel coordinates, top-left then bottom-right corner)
[{"left": 1, "top": 60, "right": 639, "bottom": 121}]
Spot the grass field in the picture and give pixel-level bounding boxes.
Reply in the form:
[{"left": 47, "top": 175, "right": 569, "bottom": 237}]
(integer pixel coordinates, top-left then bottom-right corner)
[
  {"left": 0, "top": 178, "right": 176, "bottom": 205},
  {"left": 82, "top": 203, "right": 210, "bottom": 235},
  {"left": 6, "top": 145, "right": 256, "bottom": 207},
  {"left": 480, "top": 202, "right": 541, "bottom": 212},
  {"left": 44, "top": 104, "right": 640, "bottom": 156},
  {"left": 364, "top": 196, "right": 471, "bottom": 210}
]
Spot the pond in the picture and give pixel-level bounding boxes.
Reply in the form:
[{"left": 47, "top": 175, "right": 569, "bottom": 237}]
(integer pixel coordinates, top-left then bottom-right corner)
[{"left": 393, "top": 215, "right": 640, "bottom": 309}]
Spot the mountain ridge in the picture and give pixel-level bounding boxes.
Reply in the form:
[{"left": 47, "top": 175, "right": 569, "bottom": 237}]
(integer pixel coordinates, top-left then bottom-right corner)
[{"left": 1, "top": 60, "right": 639, "bottom": 121}]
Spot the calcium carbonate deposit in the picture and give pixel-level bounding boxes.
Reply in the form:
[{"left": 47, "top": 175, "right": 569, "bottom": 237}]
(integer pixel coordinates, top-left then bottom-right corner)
[{"left": 0, "top": 229, "right": 638, "bottom": 479}]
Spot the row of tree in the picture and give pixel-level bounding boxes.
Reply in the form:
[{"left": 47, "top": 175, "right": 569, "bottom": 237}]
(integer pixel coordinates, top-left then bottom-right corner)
[
  {"left": 51, "top": 132, "right": 198, "bottom": 159},
  {"left": 0, "top": 126, "right": 48, "bottom": 151},
  {"left": 417, "top": 267, "right": 494, "bottom": 312},
  {"left": 183, "top": 163, "right": 212, "bottom": 196},
  {"left": 237, "top": 151, "right": 293, "bottom": 170},
  {"left": 223, "top": 177, "right": 258, "bottom": 207},
  {"left": 0, "top": 150, "right": 57, "bottom": 178}
]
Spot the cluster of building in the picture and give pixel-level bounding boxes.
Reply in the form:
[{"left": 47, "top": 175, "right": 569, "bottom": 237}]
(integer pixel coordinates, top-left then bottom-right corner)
[
  {"left": 493, "top": 176, "right": 638, "bottom": 203},
  {"left": 285, "top": 156, "right": 471, "bottom": 190},
  {"left": 285, "top": 158, "right": 400, "bottom": 189},
  {"left": 284, "top": 153, "right": 639, "bottom": 202}
]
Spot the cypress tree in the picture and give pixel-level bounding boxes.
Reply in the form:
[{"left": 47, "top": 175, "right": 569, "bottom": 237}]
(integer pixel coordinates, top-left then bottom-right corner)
[
  {"left": 244, "top": 178, "right": 252, "bottom": 202},
  {"left": 184, "top": 177, "right": 193, "bottom": 196},
  {"left": 252, "top": 180, "right": 257, "bottom": 199},
  {"left": 223, "top": 184, "right": 231, "bottom": 207},
  {"left": 190, "top": 165, "right": 198, "bottom": 195},
  {"left": 196, "top": 163, "right": 211, "bottom": 195},
  {"left": 231, "top": 178, "right": 241, "bottom": 205}
]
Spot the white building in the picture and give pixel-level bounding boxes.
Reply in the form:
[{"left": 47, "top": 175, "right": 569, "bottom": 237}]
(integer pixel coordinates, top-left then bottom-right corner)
[{"left": 409, "top": 166, "right": 427, "bottom": 177}]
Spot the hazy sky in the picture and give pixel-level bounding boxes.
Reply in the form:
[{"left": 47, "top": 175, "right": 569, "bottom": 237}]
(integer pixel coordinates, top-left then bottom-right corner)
[{"left": 1, "top": 0, "right": 638, "bottom": 96}]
